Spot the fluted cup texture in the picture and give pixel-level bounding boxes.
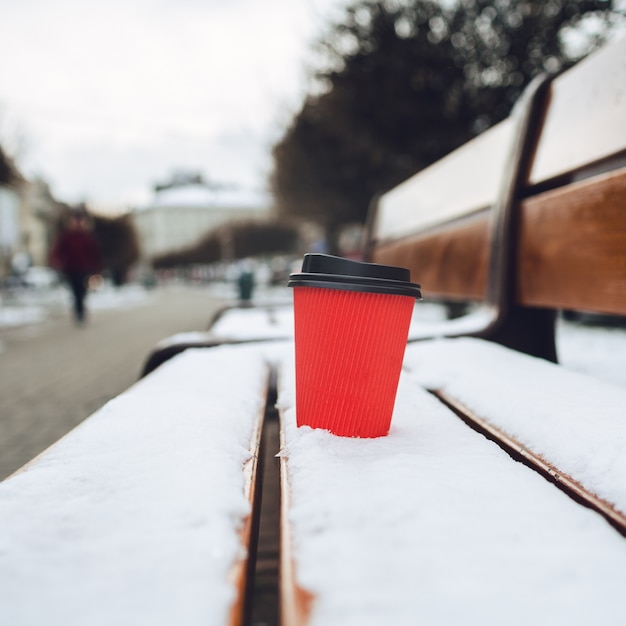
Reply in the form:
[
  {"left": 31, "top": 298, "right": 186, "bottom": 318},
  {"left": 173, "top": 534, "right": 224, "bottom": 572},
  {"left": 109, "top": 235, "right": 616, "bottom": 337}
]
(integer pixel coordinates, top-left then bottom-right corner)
[{"left": 293, "top": 286, "right": 414, "bottom": 437}]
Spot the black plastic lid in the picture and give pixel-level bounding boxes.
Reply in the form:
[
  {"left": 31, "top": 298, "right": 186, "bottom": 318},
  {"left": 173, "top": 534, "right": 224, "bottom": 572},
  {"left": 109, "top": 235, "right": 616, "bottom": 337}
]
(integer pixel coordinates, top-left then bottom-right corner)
[{"left": 288, "top": 253, "right": 421, "bottom": 299}]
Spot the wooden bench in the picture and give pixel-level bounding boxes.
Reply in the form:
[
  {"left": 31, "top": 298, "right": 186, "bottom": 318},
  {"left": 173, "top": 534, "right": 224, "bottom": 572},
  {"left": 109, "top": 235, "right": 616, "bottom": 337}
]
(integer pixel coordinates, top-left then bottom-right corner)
[
  {"left": 278, "top": 36, "right": 626, "bottom": 624},
  {"left": 2, "top": 36, "right": 626, "bottom": 626},
  {"left": 367, "top": 36, "right": 626, "bottom": 361},
  {"left": 367, "top": 33, "right": 626, "bottom": 529},
  {"left": 141, "top": 299, "right": 293, "bottom": 377}
]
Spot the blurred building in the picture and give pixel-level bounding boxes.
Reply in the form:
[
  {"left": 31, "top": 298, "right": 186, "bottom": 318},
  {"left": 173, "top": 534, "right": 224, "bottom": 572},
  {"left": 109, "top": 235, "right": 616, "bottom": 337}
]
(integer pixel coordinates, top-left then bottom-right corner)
[
  {"left": 0, "top": 186, "right": 20, "bottom": 275},
  {"left": 17, "top": 179, "right": 61, "bottom": 267},
  {"left": 132, "top": 180, "right": 272, "bottom": 262},
  {"left": 0, "top": 149, "right": 61, "bottom": 278}
]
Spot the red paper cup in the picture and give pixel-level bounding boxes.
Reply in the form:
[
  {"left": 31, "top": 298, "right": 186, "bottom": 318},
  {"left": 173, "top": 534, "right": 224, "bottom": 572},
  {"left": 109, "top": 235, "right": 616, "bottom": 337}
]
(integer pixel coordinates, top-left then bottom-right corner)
[{"left": 288, "top": 254, "right": 421, "bottom": 438}]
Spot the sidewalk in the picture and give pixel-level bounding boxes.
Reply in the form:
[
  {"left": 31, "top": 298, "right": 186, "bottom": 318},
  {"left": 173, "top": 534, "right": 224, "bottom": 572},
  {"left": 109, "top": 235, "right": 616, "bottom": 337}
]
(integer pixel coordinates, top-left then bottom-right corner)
[{"left": 0, "top": 285, "right": 230, "bottom": 481}]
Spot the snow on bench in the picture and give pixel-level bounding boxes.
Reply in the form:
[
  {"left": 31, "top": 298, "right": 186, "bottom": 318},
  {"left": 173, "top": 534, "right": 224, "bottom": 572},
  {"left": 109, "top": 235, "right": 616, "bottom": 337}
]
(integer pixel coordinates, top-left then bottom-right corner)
[
  {"left": 141, "top": 305, "right": 294, "bottom": 377},
  {"left": 403, "top": 337, "right": 626, "bottom": 527},
  {"left": 210, "top": 305, "right": 294, "bottom": 341},
  {"left": 277, "top": 351, "right": 626, "bottom": 626},
  {"left": 0, "top": 344, "right": 270, "bottom": 626}
]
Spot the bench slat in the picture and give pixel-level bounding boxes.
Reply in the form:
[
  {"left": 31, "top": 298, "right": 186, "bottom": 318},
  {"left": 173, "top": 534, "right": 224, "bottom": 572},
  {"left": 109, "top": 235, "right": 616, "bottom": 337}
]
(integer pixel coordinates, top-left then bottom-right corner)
[
  {"left": 229, "top": 375, "right": 265, "bottom": 626},
  {"left": 374, "top": 166, "right": 626, "bottom": 314},
  {"left": 528, "top": 36, "right": 626, "bottom": 186},
  {"left": 404, "top": 338, "right": 626, "bottom": 532},
  {"left": 373, "top": 210, "right": 490, "bottom": 301},
  {"left": 279, "top": 425, "right": 314, "bottom": 626},
  {"left": 277, "top": 353, "right": 626, "bottom": 626},
  {"left": 438, "top": 390, "right": 626, "bottom": 534},
  {"left": 374, "top": 118, "right": 513, "bottom": 242},
  {"left": 519, "top": 166, "right": 626, "bottom": 314},
  {"left": 0, "top": 345, "right": 270, "bottom": 626}
]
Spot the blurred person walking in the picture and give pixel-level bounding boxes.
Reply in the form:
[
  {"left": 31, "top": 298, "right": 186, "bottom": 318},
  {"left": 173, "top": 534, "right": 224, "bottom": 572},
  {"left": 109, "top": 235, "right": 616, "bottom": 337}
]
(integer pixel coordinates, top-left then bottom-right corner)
[{"left": 50, "top": 207, "right": 103, "bottom": 325}]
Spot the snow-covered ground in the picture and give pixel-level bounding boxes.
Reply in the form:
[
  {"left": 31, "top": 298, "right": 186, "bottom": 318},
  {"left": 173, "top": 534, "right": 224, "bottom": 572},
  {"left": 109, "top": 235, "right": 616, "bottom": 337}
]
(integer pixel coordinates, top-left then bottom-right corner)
[
  {"left": 0, "top": 283, "right": 156, "bottom": 328},
  {"left": 0, "top": 280, "right": 290, "bottom": 330}
]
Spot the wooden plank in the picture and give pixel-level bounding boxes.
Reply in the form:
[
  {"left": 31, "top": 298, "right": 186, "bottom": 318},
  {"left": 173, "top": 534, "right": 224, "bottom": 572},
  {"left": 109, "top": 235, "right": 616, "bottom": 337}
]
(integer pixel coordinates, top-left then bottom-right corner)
[
  {"left": 0, "top": 347, "right": 271, "bottom": 625},
  {"left": 228, "top": 382, "right": 267, "bottom": 626},
  {"left": 437, "top": 389, "right": 626, "bottom": 537},
  {"left": 528, "top": 36, "right": 626, "bottom": 186},
  {"left": 372, "top": 211, "right": 490, "bottom": 301},
  {"left": 374, "top": 167, "right": 626, "bottom": 313},
  {"left": 278, "top": 353, "right": 626, "bottom": 624},
  {"left": 518, "top": 166, "right": 626, "bottom": 314},
  {"left": 279, "top": 423, "right": 314, "bottom": 626},
  {"left": 373, "top": 118, "right": 513, "bottom": 242}
]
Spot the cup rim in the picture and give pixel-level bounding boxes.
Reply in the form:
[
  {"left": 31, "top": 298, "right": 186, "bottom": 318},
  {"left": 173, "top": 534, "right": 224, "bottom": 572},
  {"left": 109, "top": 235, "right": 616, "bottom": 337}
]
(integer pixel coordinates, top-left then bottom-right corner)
[{"left": 288, "top": 254, "right": 422, "bottom": 299}]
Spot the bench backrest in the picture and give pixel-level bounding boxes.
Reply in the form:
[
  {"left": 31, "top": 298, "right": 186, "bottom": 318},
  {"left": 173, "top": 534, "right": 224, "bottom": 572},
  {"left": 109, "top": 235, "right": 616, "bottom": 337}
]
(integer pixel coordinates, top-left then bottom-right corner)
[{"left": 367, "top": 36, "right": 626, "bottom": 319}]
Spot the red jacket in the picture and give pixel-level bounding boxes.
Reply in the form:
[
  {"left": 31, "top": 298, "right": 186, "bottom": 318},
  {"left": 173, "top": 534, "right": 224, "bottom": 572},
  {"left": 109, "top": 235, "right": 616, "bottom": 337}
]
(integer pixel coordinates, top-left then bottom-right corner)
[{"left": 51, "top": 230, "right": 103, "bottom": 274}]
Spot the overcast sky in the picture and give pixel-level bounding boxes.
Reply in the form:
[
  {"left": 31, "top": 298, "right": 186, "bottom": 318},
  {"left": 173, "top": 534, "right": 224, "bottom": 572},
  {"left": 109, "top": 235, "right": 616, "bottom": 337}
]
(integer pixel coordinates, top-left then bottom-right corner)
[{"left": 0, "top": 0, "right": 347, "bottom": 211}]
